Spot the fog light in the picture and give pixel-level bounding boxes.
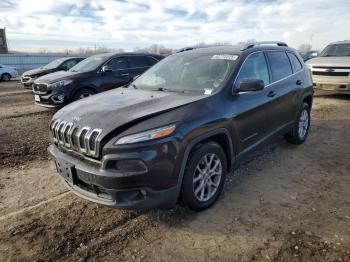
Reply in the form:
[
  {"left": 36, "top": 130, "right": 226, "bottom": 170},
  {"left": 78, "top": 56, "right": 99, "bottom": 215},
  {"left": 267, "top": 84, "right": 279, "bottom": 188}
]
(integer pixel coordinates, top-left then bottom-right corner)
[{"left": 51, "top": 94, "right": 64, "bottom": 103}]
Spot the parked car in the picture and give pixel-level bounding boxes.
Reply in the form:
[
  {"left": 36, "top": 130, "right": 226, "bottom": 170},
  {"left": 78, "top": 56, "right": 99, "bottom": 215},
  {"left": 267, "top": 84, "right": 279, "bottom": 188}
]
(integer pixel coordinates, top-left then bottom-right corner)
[
  {"left": 33, "top": 52, "right": 164, "bottom": 108},
  {"left": 300, "top": 50, "right": 318, "bottom": 61},
  {"left": 306, "top": 40, "right": 350, "bottom": 94},
  {"left": 21, "top": 57, "right": 85, "bottom": 88},
  {"left": 0, "top": 64, "right": 18, "bottom": 81},
  {"left": 48, "top": 42, "right": 313, "bottom": 211}
]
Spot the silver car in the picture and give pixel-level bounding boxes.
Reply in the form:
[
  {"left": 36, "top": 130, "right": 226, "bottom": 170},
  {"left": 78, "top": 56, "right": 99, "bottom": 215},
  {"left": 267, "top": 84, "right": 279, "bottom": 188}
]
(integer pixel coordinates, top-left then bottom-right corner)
[{"left": 306, "top": 40, "right": 350, "bottom": 94}]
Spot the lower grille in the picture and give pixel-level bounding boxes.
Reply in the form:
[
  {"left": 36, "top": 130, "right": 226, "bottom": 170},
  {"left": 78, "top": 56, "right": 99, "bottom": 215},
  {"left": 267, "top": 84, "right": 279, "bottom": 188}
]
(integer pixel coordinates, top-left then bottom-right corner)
[{"left": 50, "top": 119, "right": 102, "bottom": 158}]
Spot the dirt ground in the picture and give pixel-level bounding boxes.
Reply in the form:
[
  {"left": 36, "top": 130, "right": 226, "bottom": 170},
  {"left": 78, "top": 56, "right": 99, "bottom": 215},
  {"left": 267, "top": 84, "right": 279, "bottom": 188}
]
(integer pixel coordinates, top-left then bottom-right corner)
[{"left": 0, "top": 80, "right": 349, "bottom": 262}]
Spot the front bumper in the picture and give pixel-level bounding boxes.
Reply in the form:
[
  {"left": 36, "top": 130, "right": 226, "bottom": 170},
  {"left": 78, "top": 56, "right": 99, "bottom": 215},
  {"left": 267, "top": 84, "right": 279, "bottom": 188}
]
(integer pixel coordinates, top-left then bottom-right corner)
[
  {"left": 33, "top": 89, "right": 66, "bottom": 108},
  {"left": 313, "top": 82, "right": 350, "bottom": 94},
  {"left": 48, "top": 142, "right": 181, "bottom": 209}
]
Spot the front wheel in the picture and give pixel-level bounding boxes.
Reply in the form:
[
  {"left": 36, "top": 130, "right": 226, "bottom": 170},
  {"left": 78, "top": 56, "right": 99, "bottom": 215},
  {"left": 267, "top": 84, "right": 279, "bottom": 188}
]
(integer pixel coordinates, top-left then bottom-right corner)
[
  {"left": 285, "top": 102, "right": 311, "bottom": 144},
  {"left": 180, "top": 142, "right": 227, "bottom": 211}
]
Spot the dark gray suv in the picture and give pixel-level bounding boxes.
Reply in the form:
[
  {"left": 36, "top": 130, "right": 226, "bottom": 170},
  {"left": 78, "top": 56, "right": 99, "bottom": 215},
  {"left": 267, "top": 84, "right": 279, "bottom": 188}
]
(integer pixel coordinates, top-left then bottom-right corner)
[{"left": 48, "top": 42, "right": 313, "bottom": 211}]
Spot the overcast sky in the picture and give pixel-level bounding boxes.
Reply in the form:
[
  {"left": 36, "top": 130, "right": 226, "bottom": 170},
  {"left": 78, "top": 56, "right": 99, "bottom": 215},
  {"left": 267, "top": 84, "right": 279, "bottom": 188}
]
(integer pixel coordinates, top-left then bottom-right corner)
[{"left": 0, "top": 0, "right": 349, "bottom": 52}]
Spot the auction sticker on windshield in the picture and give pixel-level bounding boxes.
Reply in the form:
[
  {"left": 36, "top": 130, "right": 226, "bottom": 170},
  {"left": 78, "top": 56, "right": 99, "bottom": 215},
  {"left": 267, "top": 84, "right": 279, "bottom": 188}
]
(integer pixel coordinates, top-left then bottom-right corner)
[{"left": 211, "top": 54, "right": 238, "bottom": 60}]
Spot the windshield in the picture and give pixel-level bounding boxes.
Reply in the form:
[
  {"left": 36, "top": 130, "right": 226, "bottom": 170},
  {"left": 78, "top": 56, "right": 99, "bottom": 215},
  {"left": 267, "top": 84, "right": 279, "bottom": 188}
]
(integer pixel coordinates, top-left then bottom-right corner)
[
  {"left": 320, "top": 44, "right": 350, "bottom": 57},
  {"left": 69, "top": 55, "right": 108, "bottom": 72},
  {"left": 42, "top": 58, "right": 65, "bottom": 69},
  {"left": 132, "top": 53, "right": 237, "bottom": 94}
]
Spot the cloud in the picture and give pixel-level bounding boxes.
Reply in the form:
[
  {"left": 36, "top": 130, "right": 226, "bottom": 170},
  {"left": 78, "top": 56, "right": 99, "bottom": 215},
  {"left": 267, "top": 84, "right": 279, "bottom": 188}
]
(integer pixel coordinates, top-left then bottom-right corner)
[{"left": 0, "top": 0, "right": 349, "bottom": 52}]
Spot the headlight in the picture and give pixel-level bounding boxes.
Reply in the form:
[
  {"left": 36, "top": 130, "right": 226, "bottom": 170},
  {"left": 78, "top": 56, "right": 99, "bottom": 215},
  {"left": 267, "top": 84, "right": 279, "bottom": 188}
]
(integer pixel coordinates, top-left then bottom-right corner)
[
  {"left": 48, "top": 79, "right": 73, "bottom": 88},
  {"left": 115, "top": 124, "right": 176, "bottom": 145}
]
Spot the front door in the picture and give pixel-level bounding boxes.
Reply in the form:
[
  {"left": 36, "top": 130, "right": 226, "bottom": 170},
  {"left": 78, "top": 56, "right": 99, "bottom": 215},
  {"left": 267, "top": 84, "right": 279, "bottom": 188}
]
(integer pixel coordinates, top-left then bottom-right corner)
[
  {"left": 230, "top": 51, "right": 275, "bottom": 150},
  {"left": 100, "top": 56, "right": 131, "bottom": 91}
]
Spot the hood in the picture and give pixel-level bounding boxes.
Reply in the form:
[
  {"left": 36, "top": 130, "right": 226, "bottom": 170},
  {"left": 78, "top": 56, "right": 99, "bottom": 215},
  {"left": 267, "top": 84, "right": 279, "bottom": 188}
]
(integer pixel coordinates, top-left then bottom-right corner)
[
  {"left": 35, "top": 70, "right": 84, "bottom": 84},
  {"left": 306, "top": 56, "right": 350, "bottom": 67},
  {"left": 53, "top": 88, "right": 207, "bottom": 138},
  {"left": 23, "top": 67, "right": 56, "bottom": 77}
]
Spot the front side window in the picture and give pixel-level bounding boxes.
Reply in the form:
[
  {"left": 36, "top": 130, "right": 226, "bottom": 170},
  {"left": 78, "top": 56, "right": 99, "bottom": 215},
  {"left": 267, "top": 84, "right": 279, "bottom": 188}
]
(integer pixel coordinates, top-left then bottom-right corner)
[
  {"left": 320, "top": 44, "right": 350, "bottom": 57},
  {"left": 235, "top": 52, "right": 270, "bottom": 86},
  {"left": 106, "top": 57, "right": 128, "bottom": 71},
  {"left": 133, "top": 53, "right": 237, "bottom": 93},
  {"left": 266, "top": 51, "right": 293, "bottom": 82},
  {"left": 128, "top": 56, "right": 149, "bottom": 68}
]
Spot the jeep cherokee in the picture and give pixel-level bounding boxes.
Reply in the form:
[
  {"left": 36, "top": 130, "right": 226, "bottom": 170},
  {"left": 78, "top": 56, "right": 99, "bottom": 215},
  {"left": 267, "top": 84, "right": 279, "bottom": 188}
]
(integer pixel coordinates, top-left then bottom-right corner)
[{"left": 48, "top": 42, "right": 313, "bottom": 211}]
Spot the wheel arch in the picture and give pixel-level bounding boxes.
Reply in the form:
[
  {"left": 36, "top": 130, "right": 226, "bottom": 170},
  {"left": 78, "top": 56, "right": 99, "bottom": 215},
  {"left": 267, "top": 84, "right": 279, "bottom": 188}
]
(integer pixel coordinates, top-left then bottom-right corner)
[
  {"left": 303, "top": 95, "right": 313, "bottom": 109},
  {"left": 172, "top": 128, "right": 235, "bottom": 204},
  {"left": 70, "top": 85, "right": 97, "bottom": 100}
]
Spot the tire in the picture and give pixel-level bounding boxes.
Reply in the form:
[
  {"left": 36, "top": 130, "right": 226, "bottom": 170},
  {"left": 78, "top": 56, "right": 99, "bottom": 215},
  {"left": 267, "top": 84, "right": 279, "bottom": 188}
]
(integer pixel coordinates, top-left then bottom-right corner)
[
  {"left": 1, "top": 73, "right": 11, "bottom": 81},
  {"left": 181, "top": 141, "right": 227, "bottom": 211},
  {"left": 285, "top": 102, "right": 311, "bottom": 144},
  {"left": 72, "top": 88, "right": 95, "bottom": 101}
]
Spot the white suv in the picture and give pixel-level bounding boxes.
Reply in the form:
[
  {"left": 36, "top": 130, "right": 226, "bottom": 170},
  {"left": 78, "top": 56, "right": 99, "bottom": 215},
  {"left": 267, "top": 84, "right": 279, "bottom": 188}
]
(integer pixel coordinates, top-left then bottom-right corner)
[
  {"left": 0, "top": 64, "right": 18, "bottom": 81},
  {"left": 306, "top": 40, "right": 350, "bottom": 94}
]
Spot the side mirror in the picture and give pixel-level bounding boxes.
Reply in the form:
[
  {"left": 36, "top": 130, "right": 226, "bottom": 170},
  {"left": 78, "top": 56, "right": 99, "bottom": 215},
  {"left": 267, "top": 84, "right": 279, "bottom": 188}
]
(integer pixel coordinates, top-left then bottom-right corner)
[
  {"left": 234, "top": 79, "right": 264, "bottom": 93},
  {"left": 101, "top": 65, "right": 113, "bottom": 73}
]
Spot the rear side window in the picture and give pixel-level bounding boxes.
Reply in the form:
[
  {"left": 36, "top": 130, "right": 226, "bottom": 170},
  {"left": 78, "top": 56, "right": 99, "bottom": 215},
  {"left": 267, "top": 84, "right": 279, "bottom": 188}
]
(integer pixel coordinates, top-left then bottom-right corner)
[
  {"left": 106, "top": 57, "right": 128, "bottom": 70},
  {"left": 235, "top": 52, "right": 270, "bottom": 86},
  {"left": 287, "top": 52, "right": 302, "bottom": 72},
  {"left": 128, "top": 56, "right": 149, "bottom": 68},
  {"left": 266, "top": 51, "right": 293, "bottom": 82}
]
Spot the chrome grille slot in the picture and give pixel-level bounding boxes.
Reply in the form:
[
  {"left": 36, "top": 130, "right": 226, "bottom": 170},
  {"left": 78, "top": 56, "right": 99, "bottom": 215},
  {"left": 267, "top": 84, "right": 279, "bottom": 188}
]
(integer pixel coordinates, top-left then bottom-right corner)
[
  {"left": 78, "top": 127, "right": 90, "bottom": 152},
  {"left": 63, "top": 122, "right": 73, "bottom": 148},
  {"left": 87, "top": 129, "right": 102, "bottom": 154},
  {"left": 49, "top": 119, "right": 102, "bottom": 158},
  {"left": 58, "top": 121, "right": 66, "bottom": 145},
  {"left": 71, "top": 127, "right": 79, "bottom": 149}
]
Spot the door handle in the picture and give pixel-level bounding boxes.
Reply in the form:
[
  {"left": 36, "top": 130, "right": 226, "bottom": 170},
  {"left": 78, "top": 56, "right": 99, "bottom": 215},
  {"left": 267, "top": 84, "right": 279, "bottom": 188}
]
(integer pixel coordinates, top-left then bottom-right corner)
[
  {"left": 121, "top": 73, "right": 129, "bottom": 77},
  {"left": 296, "top": 79, "right": 302, "bottom": 85},
  {"left": 267, "top": 90, "right": 276, "bottom": 97}
]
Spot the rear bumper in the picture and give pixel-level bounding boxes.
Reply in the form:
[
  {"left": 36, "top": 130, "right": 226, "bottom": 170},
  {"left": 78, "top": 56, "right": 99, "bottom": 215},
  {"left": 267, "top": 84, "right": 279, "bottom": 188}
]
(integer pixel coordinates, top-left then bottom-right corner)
[{"left": 48, "top": 143, "right": 180, "bottom": 209}]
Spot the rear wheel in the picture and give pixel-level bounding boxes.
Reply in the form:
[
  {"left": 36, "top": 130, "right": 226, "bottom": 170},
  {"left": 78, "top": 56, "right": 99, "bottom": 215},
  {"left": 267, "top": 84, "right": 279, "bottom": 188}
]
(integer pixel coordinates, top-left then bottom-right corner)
[
  {"left": 1, "top": 73, "right": 11, "bottom": 81},
  {"left": 72, "top": 88, "right": 95, "bottom": 101},
  {"left": 181, "top": 142, "right": 227, "bottom": 211},
  {"left": 285, "top": 102, "right": 311, "bottom": 144}
]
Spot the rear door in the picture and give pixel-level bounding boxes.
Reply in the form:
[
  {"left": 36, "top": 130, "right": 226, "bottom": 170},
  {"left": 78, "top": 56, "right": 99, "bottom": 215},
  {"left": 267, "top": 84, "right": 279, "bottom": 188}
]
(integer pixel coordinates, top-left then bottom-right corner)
[
  {"left": 265, "top": 51, "right": 299, "bottom": 129},
  {"left": 100, "top": 56, "right": 131, "bottom": 91},
  {"left": 127, "top": 55, "right": 152, "bottom": 79}
]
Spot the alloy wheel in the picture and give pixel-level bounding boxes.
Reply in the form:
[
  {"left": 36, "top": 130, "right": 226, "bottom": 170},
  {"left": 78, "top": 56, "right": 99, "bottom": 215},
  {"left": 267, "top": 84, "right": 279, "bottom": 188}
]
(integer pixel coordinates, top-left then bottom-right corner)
[
  {"left": 193, "top": 153, "right": 222, "bottom": 202},
  {"left": 298, "top": 109, "right": 309, "bottom": 139}
]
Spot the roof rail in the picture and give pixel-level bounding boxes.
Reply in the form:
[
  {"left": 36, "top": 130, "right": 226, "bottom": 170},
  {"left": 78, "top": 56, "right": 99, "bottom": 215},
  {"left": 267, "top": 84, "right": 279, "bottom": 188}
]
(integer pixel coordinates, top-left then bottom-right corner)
[{"left": 242, "top": 41, "right": 288, "bottom": 50}]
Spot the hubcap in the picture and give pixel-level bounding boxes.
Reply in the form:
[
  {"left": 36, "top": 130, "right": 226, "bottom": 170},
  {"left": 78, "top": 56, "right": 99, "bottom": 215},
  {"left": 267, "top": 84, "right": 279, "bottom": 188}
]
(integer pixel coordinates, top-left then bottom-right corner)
[
  {"left": 193, "top": 153, "right": 222, "bottom": 202},
  {"left": 298, "top": 109, "right": 309, "bottom": 139},
  {"left": 79, "top": 92, "right": 92, "bottom": 99}
]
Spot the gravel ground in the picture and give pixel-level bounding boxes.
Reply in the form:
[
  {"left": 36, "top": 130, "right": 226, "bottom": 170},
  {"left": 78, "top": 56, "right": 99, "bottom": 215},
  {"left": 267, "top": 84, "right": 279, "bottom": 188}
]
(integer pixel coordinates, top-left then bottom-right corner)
[{"left": 0, "top": 80, "right": 349, "bottom": 261}]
